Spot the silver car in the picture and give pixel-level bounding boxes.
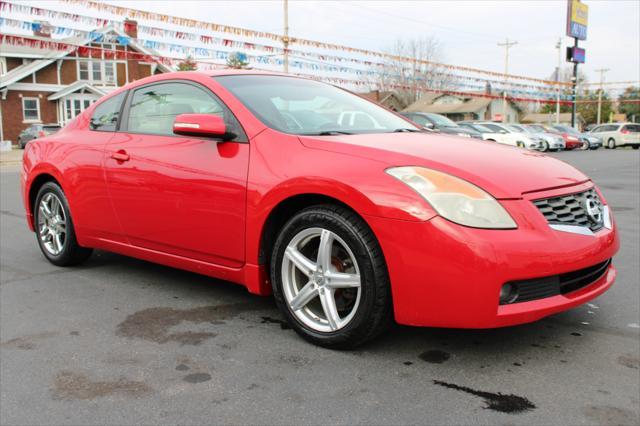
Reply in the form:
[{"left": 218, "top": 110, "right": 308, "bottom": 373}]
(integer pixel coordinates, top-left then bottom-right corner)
[
  {"left": 589, "top": 123, "right": 640, "bottom": 149},
  {"left": 522, "top": 124, "right": 566, "bottom": 151}
]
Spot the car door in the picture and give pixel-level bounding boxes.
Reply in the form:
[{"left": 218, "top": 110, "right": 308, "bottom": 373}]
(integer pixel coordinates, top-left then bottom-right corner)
[{"left": 104, "top": 80, "right": 250, "bottom": 267}]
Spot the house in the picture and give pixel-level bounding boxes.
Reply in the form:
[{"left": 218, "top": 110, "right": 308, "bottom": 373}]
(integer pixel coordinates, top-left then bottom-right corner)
[
  {"left": 0, "top": 20, "right": 172, "bottom": 144},
  {"left": 358, "top": 90, "right": 407, "bottom": 111},
  {"left": 522, "top": 112, "right": 586, "bottom": 130},
  {"left": 403, "top": 91, "right": 522, "bottom": 123}
]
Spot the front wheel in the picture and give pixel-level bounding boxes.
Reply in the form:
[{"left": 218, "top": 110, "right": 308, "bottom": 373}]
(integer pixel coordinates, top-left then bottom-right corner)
[
  {"left": 34, "top": 182, "right": 92, "bottom": 266},
  {"left": 270, "top": 205, "right": 392, "bottom": 349},
  {"left": 580, "top": 141, "right": 590, "bottom": 150},
  {"left": 540, "top": 141, "right": 549, "bottom": 152},
  {"left": 607, "top": 138, "right": 617, "bottom": 149}
]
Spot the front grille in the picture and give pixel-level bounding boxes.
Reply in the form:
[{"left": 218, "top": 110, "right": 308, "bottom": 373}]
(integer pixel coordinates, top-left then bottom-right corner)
[
  {"left": 533, "top": 188, "right": 604, "bottom": 232},
  {"left": 501, "top": 259, "right": 611, "bottom": 305}
]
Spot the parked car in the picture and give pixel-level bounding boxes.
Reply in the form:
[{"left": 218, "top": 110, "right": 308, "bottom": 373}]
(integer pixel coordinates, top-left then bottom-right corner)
[
  {"left": 400, "top": 112, "right": 483, "bottom": 139},
  {"left": 472, "top": 121, "right": 543, "bottom": 150},
  {"left": 535, "top": 124, "right": 583, "bottom": 150},
  {"left": 509, "top": 124, "right": 565, "bottom": 152},
  {"left": 17, "top": 124, "right": 61, "bottom": 149},
  {"left": 21, "top": 71, "right": 619, "bottom": 348},
  {"left": 551, "top": 125, "right": 602, "bottom": 150},
  {"left": 589, "top": 123, "right": 640, "bottom": 149}
]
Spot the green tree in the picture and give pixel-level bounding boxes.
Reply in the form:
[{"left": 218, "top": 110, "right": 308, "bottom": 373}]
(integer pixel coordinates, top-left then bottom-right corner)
[
  {"left": 177, "top": 56, "right": 197, "bottom": 71},
  {"left": 226, "top": 52, "right": 249, "bottom": 69},
  {"left": 618, "top": 86, "right": 640, "bottom": 122},
  {"left": 577, "top": 90, "right": 613, "bottom": 125}
]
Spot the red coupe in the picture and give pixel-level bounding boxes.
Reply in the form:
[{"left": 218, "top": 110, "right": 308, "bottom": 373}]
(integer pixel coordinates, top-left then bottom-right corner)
[{"left": 21, "top": 71, "right": 619, "bottom": 348}]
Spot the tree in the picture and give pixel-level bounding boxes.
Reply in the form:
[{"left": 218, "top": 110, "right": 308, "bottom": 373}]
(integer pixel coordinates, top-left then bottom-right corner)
[
  {"left": 539, "top": 66, "right": 589, "bottom": 115},
  {"left": 368, "top": 36, "right": 449, "bottom": 106},
  {"left": 577, "top": 90, "right": 613, "bottom": 125},
  {"left": 618, "top": 86, "right": 640, "bottom": 122},
  {"left": 226, "top": 52, "right": 249, "bottom": 69},
  {"left": 177, "top": 56, "right": 197, "bottom": 71}
]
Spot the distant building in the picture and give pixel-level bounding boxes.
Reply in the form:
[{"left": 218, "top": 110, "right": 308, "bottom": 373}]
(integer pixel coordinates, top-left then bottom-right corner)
[
  {"left": 403, "top": 92, "right": 522, "bottom": 123},
  {"left": 358, "top": 90, "right": 407, "bottom": 111},
  {"left": 0, "top": 20, "right": 172, "bottom": 144},
  {"left": 522, "top": 112, "right": 586, "bottom": 130}
]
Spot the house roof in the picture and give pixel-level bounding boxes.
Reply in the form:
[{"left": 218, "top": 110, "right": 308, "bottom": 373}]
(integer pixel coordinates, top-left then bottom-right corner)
[
  {"left": 0, "top": 25, "right": 172, "bottom": 89},
  {"left": 522, "top": 112, "right": 585, "bottom": 124},
  {"left": 47, "top": 81, "right": 106, "bottom": 100},
  {"left": 404, "top": 93, "right": 492, "bottom": 113}
]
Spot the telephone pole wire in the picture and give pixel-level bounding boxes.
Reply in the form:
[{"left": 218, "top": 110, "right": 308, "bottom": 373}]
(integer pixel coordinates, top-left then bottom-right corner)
[
  {"left": 497, "top": 38, "right": 518, "bottom": 123},
  {"left": 595, "top": 68, "right": 610, "bottom": 124}
]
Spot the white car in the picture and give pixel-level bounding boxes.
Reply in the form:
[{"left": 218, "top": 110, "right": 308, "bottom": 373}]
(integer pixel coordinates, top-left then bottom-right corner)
[
  {"left": 473, "top": 122, "right": 542, "bottom": 150},
  {"left": 589, "top": 123, "right": 640, "bottom": 149},
  {"left": 510, "top": 124, "right": 565, "bottom": 152}
]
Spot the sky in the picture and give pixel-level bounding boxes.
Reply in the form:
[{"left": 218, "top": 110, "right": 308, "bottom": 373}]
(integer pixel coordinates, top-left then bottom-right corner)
[
  {"left": 4, "top": 0, "right": 640, "bottom": 89},
  {"left": 100, "top": 0, "right": 639, "bottom": 85}
]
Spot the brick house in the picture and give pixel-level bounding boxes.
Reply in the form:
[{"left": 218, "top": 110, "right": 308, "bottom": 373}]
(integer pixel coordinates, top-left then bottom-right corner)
[{"left": 0, "top": 21, "right": 172, "bottom": 144}]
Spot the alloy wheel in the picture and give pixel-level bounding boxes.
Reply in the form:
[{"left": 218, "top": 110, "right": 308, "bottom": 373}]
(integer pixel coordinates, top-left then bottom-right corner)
[
  {"left": 281, "top": 227, "right": 361, "bottom": 333},
  {"left": 37, "top": 193, "right": 67, "bottom": 256}
]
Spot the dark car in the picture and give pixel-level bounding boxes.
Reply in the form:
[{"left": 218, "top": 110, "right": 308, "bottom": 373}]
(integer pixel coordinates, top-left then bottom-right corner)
[
  {"left": 17, "top": 124, "right": 61, "bottom": 149},
  {"left": 400, "top": 112, "right": 482, "bottom": 139}
]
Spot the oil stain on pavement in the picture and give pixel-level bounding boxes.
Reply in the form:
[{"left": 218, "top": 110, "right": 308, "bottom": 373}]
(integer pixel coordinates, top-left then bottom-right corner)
[
  {"left": 182, "top": 373, "right": 212, "bottom": 384},
  {"left": 115, "top": 303, "right": 263, "bottom": 345},
  {"left": 51, "top": 371, "right": 151, "bottom": 400},
  {"left": 419, "top": 350, "right": 451, "bottom": 364},
  {"left": 433, "top": 380, "right": 536, "bottom": 414}
]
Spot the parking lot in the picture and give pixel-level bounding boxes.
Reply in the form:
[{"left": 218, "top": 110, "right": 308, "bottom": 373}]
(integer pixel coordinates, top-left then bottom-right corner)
[{"left": 0, "top": 149, "right": 638, "bottom": 425}]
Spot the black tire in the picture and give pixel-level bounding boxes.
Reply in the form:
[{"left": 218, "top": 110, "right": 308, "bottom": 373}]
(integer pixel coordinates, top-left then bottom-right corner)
[
  {"left": 580, "top": 141, "right": 589, "bottom": 150},
  {"left": 607, "top": 138, "right": 616, "bottom": 149},
  {"left": 34, "top": 182, "right": 92, "bottom": 266},
  {"left": 633, "top": 146, "right": 639, "bottom": 150},
  {"left": 270, "top": 204, "right": 392, "bottom": 349},
  {"left": 541, "top": 141, "right": 549, "bottom": 152}
]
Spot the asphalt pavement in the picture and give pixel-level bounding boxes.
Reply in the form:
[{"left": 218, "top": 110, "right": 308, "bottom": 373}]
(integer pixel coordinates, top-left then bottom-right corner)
[{"left": 1, "top": 149, "right": 638, "bottom": 425}]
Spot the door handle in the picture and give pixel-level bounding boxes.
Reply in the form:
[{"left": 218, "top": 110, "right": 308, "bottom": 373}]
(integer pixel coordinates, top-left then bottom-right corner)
[{"left": 110, "top": 150, "right": 130, "bottom": 162}]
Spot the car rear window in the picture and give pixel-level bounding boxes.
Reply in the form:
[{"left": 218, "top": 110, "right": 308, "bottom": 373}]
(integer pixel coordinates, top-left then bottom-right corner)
[{"left": 623, "top": 125, "right": 639, "bottom": 133}]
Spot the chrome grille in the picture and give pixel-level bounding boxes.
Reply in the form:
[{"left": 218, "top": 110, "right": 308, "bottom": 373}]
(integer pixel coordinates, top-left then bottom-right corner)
[{"left": 533, "top": 189, "right": 604, "bottom": 232}]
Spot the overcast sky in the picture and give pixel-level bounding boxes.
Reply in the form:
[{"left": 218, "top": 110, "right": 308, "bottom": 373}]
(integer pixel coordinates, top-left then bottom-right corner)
[{"left": 100, "top": 0, "right": 639, "bottom": 86}]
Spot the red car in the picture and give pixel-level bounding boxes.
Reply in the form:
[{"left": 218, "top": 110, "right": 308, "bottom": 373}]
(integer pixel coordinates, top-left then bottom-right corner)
[{"left": 21, "top": 72, "right": 619, "bottom": 348}]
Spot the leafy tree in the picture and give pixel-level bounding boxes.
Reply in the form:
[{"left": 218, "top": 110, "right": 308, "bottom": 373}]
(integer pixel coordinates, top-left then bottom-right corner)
[
  {"left": 226, "top": 52, "right": 249, "bottom": 69},
  {"left": 177, "top": 56, "right": 197, "bottom": 71},
  {"left": 577, "top": 90, "right": 613, "bottom": 125},
  {"left": 618, "top": 86, "right": 640, "bottom": 122}
]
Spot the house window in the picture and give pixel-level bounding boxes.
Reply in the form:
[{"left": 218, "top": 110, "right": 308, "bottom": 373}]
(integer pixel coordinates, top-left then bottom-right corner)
[
  {"left": 78, "top": 60, "right": 117, "bottom": 84},
  {"left": 22, "top": 97, "right": 40, "bottom": 122}
]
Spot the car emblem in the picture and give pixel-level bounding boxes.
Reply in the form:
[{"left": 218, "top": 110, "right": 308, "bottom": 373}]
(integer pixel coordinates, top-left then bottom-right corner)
[{"left": 584, "top": 198, "right": 603, "bottom": 224}]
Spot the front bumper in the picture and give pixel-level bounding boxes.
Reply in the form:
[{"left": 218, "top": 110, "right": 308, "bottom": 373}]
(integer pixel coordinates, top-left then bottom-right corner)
[{"left": 364, "top": 183, "right": 619, "bottom": 328}]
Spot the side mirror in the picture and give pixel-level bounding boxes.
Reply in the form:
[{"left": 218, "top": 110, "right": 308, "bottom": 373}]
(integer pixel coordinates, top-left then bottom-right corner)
[
  {"left": 173, "top": 114, "right": 229, "bottom": 139},
  {"left": 423, "top": 122, "right": 435, "bottom": 130}
]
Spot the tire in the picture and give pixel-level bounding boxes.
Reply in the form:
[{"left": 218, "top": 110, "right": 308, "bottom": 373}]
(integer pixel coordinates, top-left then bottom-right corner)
[
  {"left": 34, "top": 182, "right": 92, "bottom": 266},
  {"left": 270, "top": 204, "right": 392, "bottom": 349},
  {"left": 541, "top": 141, "right": 549, "bottom": 152},
  {"left": 633, "top": 146, "right": 639, "bottom": 150},
  {"left": 607, "top": 138, "right": 616, "bottom": 149},
  {"left": 580, "top": 141, "right": 589, "bottom": 151}
]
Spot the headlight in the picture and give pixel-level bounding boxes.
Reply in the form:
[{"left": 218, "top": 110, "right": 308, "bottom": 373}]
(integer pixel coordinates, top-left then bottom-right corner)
[{"left": 386, "top": 167, "right": 517, "bottom": 229}]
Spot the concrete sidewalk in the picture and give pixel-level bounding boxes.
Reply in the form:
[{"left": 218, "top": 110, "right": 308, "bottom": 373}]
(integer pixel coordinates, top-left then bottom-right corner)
[{"left": 0, "top": 148, "right": 23, "bottom": 166}]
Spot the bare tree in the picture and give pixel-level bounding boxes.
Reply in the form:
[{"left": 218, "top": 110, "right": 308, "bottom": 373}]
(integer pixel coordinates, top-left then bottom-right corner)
[{"left": 367, "top": 36, "right": 450, "bottom": 105}]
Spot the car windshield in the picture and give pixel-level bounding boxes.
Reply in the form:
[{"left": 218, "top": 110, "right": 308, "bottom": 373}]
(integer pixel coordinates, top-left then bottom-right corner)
[
  {"left": 214, "top": 75, "right": 418, "bottom": 135},
  {"left": 469, "top": 124, "right": 492, "bottom": 132},
  {"left": 507, "top": 124, "right": 526, "bottom": 133},
  {"left": 425, "top": 113, "right": 458, "bottom": 127},
  {"left": 554, "top": 125, "right": 580, "bottom": 135},
  {"left": 528, "top": 125, "right": 546, "bottom": 132}
]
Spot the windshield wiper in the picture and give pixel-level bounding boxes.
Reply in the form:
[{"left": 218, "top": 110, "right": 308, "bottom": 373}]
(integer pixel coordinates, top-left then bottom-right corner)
[
  {"left": 310, "top": 130, "right": 355, "bottom": 136},
  {"left": 391, "top": 128, "right": 421, "bottom": 133}
]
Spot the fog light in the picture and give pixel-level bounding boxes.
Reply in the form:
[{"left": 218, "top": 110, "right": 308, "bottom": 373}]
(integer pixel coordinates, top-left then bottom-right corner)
[{"left": 499, "top": 283, "right": 518, "bottom": 305}]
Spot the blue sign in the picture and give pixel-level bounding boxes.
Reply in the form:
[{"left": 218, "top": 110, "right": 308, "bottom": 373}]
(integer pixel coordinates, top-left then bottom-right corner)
[{"left": 569, "top": 22, "right": 588, "bottom": 40}]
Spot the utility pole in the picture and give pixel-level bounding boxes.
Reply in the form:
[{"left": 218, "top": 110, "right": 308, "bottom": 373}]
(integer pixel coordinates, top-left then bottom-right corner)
[
  {"left": 555, "top": 38, "right": 562, "bottom": 124},
  {"left": 595, "top": 68, "right": 609, "bottom": 124},
  {"left": 497, "top": 38, "right": 517, "bottom": 123},
  {"left": 570, "top": 38, "right": 579, "bottom": 128},
  {"left": 283, "top": 0, "right": 289, "bottom": 74}
]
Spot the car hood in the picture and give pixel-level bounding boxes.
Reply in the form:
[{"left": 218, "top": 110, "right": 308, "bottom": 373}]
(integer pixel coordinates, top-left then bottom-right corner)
[{"left": 299, "top": 132, "right": 590, "bottom": 199}]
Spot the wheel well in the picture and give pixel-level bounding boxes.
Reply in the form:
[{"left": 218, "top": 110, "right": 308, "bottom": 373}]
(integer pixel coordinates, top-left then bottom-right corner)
[
  {"left": 28, "top": 174, "right": 60, "bottom": 223},
  {"left": 258, "top": 194, "right": 356, "bottom": 265}
]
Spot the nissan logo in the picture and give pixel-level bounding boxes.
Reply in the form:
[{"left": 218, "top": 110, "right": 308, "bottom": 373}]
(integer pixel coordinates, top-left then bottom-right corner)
[{"left": 584, "top": 198, "right": 603, "bottom": 224}]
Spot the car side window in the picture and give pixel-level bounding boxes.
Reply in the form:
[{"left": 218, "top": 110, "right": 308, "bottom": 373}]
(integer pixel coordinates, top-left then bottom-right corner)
[
  {"left": 126, "top": 82, "right": 247, "bottom": 141},
  {"left": 90, "top": 92, "right": 126, "bottom": 132}
]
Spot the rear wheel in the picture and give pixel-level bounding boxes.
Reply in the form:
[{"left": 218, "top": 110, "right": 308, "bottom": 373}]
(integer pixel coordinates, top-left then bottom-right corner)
[
  {"left": 270, "top": 205, "right": 392, "bottom": 349},
  {"left": 34, "top": 182, "right": 92, "bottom": 266},
  {"left": 607, "top": 138, "right": 616, "bottom": 149}
]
